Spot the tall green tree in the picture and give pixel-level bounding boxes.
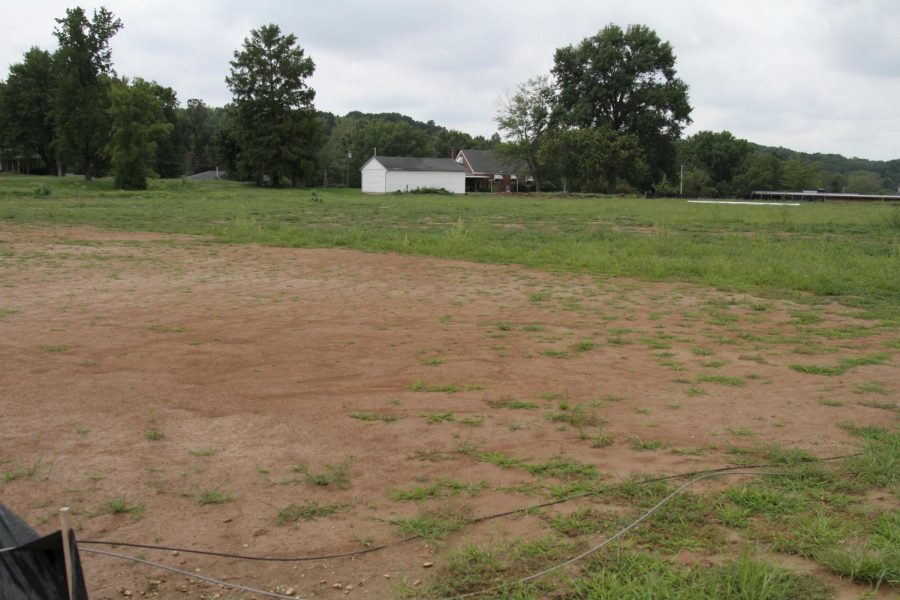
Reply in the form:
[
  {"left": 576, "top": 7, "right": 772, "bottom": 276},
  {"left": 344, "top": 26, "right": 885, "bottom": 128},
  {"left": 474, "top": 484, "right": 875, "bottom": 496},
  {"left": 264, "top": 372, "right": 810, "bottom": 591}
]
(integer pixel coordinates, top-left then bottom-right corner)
[
  {"left": 150, "top": 83, "right": 185, "bottom": 178},
  {"left": 495, "top": 75, "right": 556, "bottom": 191},
  {"left": 226, "top": 24, "right": 321, "bottom": 186},
  {"left": 107, "top": 78, "right": 172, "bottom": 190},
  {"left": 0, "top": 48, "right": 58, "bottom": 174},
  {"left": 52, "top": 6, "right": 122, "bottom": 180},
  {"left": 552, "top": 24, "right": 692, "bottom": 191}
]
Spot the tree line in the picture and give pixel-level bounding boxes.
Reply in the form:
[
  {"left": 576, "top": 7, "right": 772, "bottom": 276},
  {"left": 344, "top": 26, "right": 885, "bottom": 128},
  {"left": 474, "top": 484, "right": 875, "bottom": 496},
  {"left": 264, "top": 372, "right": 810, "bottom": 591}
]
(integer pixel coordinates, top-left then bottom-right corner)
[
  {"left": 1, "top": 7, "right": 896, "bottom": 194},
  {"left": 494, "top": 24, "right": 899, "bottom": 196},
  {"left": 0, "top": 6, "right": 496, "bottom": 189}
]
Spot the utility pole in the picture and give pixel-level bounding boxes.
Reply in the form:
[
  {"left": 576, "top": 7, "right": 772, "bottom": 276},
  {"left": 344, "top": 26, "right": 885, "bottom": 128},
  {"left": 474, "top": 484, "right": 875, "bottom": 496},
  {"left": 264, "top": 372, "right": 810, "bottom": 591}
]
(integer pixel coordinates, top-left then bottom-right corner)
[{"left": 346, "top": 150, "right": 352, "bottom": 188}]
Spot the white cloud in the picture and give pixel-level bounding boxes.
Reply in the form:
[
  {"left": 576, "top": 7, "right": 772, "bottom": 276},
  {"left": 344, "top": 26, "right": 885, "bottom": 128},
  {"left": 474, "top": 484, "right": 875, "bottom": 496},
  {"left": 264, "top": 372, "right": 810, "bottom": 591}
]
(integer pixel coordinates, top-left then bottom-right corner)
[{"left": 2, "top": 0, "right": 898, "bottom": 159}]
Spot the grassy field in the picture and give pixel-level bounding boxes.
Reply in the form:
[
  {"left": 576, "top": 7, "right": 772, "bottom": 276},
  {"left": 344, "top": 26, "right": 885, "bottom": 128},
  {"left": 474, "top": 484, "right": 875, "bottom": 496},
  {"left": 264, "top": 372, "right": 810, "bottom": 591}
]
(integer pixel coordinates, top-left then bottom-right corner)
[
  {"left": 2, "top": 174, "right": 899, "bottom": 322},
  {"left": 1, "top": 174, "right": 898, "bottom": 597}
]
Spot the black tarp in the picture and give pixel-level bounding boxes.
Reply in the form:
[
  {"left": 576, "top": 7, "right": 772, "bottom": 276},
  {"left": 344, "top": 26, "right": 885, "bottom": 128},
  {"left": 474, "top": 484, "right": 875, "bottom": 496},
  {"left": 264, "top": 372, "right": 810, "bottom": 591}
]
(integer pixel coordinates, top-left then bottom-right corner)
[{"left": 0, "top": 504, "right": 89, "bottom": 599}]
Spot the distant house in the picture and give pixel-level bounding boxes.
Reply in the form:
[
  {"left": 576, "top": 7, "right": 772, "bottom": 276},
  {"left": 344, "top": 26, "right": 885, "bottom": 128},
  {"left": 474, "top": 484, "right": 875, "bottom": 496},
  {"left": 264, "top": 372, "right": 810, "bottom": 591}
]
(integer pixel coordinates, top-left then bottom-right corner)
[
  {"left": 360, "top": 156, "right": 465, "bottom": 194},
  {"left": 455, "top": 149, "right": 525, "bottom": 193}
]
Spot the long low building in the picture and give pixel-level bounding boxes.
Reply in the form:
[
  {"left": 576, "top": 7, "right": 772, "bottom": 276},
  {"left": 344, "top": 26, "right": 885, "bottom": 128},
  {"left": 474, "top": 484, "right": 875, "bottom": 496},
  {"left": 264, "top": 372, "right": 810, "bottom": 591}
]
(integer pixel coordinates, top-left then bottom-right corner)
[
  {"left": 751, "top": 190, "right": 900, "bottom": 202},
  {"left": 360, "top": 156, "right": 466, "bottom": 194}
]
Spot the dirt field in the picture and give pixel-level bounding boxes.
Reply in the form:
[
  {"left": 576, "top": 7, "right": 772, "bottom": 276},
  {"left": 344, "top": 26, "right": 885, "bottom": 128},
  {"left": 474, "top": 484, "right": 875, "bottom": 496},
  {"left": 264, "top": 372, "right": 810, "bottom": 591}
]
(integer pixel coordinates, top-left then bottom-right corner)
[{"left": 1, "top": 225, "right": 896, "bottom": 598}]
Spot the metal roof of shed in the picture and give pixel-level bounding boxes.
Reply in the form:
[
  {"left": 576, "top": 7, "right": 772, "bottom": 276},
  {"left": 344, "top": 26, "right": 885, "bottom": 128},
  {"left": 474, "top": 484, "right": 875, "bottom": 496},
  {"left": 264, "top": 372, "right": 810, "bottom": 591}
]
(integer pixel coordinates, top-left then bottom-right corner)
[{"left": 365, "top": 156, "right": 465, "bottom": 172}]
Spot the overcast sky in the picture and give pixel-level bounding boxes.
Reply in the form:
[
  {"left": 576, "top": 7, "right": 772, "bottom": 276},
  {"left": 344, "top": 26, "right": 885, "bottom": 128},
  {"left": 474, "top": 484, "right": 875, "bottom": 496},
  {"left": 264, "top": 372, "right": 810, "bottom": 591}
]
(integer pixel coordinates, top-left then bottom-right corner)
[{"left": 3, "top": 1, "right": 898, "bottom": 160}]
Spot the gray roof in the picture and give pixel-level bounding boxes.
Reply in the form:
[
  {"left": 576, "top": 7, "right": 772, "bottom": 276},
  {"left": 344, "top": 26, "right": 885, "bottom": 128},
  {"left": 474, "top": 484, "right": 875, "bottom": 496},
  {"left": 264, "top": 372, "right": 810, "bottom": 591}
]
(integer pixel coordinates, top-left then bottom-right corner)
[
  {"left": 369, "top": 156, "right": 465, "bottom": 172},
  {"left": 458, "top": 149, "right": 520, "bottom": 175}
]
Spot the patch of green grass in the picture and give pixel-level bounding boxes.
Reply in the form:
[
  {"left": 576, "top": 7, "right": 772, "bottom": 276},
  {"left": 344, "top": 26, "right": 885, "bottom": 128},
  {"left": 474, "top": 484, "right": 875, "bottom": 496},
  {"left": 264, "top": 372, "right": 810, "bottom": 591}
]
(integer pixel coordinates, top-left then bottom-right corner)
[
  {"left": 685, "top": 385, "right": 707, "bottom": 397},
  {"left": 97, "top": 497, "right": 144, "bottom": 517},
  {"left": 700, "top": 359, "right": 728, "bottom": 368},
  {"left": 546, "top": 402, "right": 603, "bottom": 427},
  {"left": 145, "top": 429, "right": 164, "bottom": 441},
  {"left": 790, "top": 352, "right": 889, "bottom": 376},
  {"left": 275, "top": 500, "right": 345, "bottom": 524},
  {"left": 541, "top": 349, "right": 569, "bottom": 358},
  {"left": 197, "top": 488, "right": 234, "bottom": 505},
  {"left": 629, "top": 437, "right": 669, "bottom": 451},
  {"left": 392, "top": 503, "right": 470, "bottom": 541},
  {"left": 524, "top": 454, "right": 599, "bottom": 480},
  {"left": 817, "top": 545, "right": 899, "bottom": 588},
  {"left": 420, "top": 356, "right": 443, "bottom": 366},
  {"left": 349, "top": 411, "right": 402, "bottom": 423},
  {"left": 854, "top": 380, "right": 886, "bottom": 395},
  {"left": 858, "top": 399, "right": 897, "bottom": 412},
  {"left": 389, "top": 479, "right": 486, "bottom": 501},
  {"left": 727, "top": 427, "right": 755, "bottom": 437},
  {"left": 820, "top": 398, "right": 843, "bottom": 407},
  {"left": 696, "top": 373, "right": 745, "bottom": 387},
  {"left": 549, "top": 506, "right": 617, "bottom": 537},
  {"left": 495, "top": 321, "right": 514, "bottom": 331},
  {"left": 691, "top": 347, "right": 715, "bottom": 356},
  {"left": 410, "top": 379, "right": 483, "bottom": 393},
  {"left": 722, "top": 483, "right": 807, "bottom": 515},
  {"left": 790, "top": 310, "right": 824, "bottom": 325},
  {"left": 423, "top": 411, "right": 455, "bottom": 424},
  {"left": 591, "top": 431, "right": 615, "bottom": 448},
  {"left": 188, "top": 448, "right": 217, "bottom": 457},
  {"left": 574, "top": 548, "right": 833, "bottom": 599},
  {"left": 424, "top": 537, "right": 567, "bottom": 598},
  {"left": 839, "top": 424, "right": 899, "bottom": 492},
  {"left": 40, "top": 344, "right": 69, "bottom": 353},
  {"left": 466, "top": 449, "right": 528, "bottom": 469},
  {"left": 459, "top": 415, "right": 485, "bottom": 426},
  {"left": 572, "top": 340, "right": 598, "bottom": 352},
  {"left": 738, "top": 353, "right": 768, "bottom": 364},
  {"left": 486, "top": 397, "right": 538, "bottom": 410},
  {"left": 642, "top": 337, "right": 671, "bottom": 350},
  {"left": 293, "top": 457, "right": 352, "bottom": 489}
]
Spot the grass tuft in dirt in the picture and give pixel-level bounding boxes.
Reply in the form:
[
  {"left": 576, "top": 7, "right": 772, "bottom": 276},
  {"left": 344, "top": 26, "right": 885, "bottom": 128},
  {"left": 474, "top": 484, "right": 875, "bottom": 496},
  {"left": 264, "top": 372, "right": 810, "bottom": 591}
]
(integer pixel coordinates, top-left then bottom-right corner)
[
  {"left": 275, "top": 500, "right": 346, "bottom": 524},
  {"left": 196, "top": 488, "right": 234, "bottom": 505},
  {"left": 391, "top": 503, "right": 471, "bottom": 541},
  {"left": 294, "top": 457, "right": 353, "bottom": 489}
]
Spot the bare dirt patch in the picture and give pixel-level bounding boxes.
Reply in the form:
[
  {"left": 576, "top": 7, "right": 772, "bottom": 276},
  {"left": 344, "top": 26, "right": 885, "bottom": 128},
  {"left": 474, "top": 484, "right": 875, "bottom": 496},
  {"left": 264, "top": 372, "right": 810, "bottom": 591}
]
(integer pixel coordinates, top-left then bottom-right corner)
[{"left": 1, "top": 225, "right": 895, "bottom": 598}]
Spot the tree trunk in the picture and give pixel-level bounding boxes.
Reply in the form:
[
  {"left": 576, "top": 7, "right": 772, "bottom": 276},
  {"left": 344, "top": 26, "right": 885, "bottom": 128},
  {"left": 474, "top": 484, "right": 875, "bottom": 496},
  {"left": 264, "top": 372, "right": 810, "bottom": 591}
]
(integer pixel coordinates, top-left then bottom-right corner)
[{"left": 607, "top": 172, "right": 618, "bottom": 194}]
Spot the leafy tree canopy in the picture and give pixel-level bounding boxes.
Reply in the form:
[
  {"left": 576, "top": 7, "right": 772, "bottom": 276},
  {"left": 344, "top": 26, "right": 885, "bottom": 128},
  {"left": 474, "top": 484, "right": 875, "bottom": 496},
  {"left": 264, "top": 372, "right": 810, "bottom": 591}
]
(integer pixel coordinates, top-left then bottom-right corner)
[
  {"left": 108, "top": 77, "right": 172, "bottom": 190},
  {"left": 0, "top": 48, "right": 57, "bottom": 173},
  {"left": 226, "top": 23, "right": 321, "bottom": 186},
  {"left": 495, "top": 75, "right": 556, "bottom": 191},
  {"left": 552, "top": 23, "right": 692, "bottom": 191},
  {"left": 52, "top": 5, "right": 122, "bottom": 180}
]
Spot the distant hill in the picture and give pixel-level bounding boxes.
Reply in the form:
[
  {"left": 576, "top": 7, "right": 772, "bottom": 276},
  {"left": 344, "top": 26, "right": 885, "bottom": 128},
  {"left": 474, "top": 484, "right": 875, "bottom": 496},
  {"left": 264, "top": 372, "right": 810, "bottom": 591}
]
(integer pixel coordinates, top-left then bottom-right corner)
[{"left": 752, "top": 144, "right": 900, "bottom": 181}]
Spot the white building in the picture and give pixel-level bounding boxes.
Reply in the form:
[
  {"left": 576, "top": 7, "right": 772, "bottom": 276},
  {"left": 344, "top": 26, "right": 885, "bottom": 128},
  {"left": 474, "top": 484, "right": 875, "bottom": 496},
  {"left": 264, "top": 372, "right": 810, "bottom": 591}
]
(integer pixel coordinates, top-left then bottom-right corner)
[{"left": 360, "top": 156, "right": 466, "bottom": 194}]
